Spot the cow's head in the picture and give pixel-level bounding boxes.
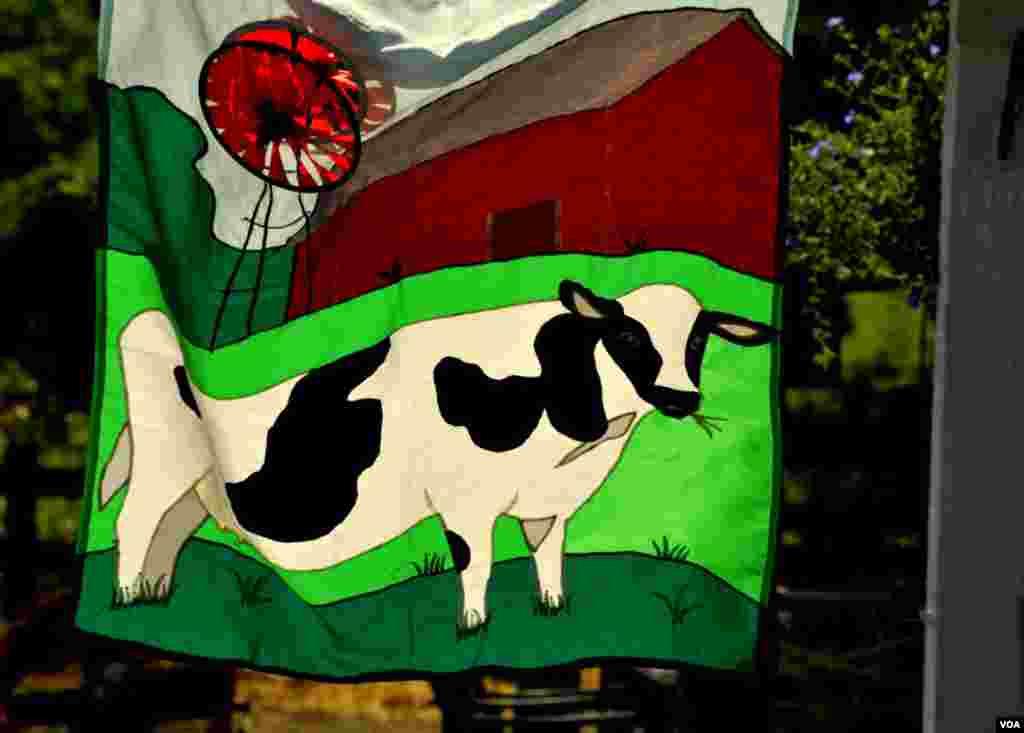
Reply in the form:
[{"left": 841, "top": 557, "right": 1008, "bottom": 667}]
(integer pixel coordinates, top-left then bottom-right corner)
[{"left": 558, "top": 280, "right": 776, "bottom": 421}]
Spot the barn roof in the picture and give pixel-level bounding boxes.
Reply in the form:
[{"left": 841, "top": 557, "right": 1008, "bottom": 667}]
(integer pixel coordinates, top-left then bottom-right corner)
[{"left": 319, "top": 8, "right": 784, "bottom": 213}]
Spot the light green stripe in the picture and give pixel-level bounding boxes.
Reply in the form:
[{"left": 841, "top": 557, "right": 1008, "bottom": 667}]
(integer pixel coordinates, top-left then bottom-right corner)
[{"left": 179, "top": 251, "right": 776, "bottom": 398}]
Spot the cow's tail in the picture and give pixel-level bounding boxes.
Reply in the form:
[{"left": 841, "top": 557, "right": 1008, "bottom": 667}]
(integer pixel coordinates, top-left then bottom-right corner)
[{"left": 99, "top": 424, "right": 132, "bottom": 508}]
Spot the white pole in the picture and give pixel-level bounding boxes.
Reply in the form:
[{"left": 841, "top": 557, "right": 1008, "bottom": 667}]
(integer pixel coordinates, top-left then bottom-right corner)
[
  {"left": 924, "top": 1, "right": 1024, "bottom": 730},
  {"left": 921, "top": 0, "right": 957, "bottom": 726}
]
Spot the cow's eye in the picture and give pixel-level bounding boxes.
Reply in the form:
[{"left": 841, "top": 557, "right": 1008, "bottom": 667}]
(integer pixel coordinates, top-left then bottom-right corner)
[{"left": 616, "top": 331, "right": 640, "bottom": 345}]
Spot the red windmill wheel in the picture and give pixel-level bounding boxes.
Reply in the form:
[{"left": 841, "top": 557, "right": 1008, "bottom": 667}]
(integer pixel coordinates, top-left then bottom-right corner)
[{"left": 198, "top": 18, "right": 364, "bottom": 192}]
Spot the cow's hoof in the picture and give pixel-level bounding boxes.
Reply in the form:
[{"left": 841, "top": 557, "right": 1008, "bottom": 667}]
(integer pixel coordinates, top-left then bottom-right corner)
[
  {"left": 532, "top": 591, "right": 571, "bottom": 617},
  {"left": 455, "top": 609, "right": 490, "bottom": 640},
  {"left": 111, "top": 575, "right": 176, "bottom": 609}
]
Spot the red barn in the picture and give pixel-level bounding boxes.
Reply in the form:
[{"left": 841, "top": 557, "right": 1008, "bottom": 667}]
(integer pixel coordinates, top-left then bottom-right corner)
[{"left": 287, "top": 8, "right": 786, "bottom": 318}]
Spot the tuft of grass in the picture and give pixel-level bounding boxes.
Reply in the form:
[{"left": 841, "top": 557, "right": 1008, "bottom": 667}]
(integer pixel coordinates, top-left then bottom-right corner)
[
  {"left": 111, "top": 575, "right": 175, "bottom": 609},
  {"left": 455, "top": 610, "right": 492, "bottom": 641},
  {"left": 411, "top": 552, "right": 449, "bottom": 577},
  {"left": 624, "top": 232, "right": 648, "bottom": 253},
  {"left": 532, "top": 591, "right": 572, "bottom": 618},
  {"left": 651, "top": 536, "right": 691, "bottom": 563},
  {"left": 691, "top": 413, "right": 727, "bottom": 438},
  {"left": 231, "top": 569, "right": 274, "bottom": 607},
  {"left": 652, "top": 582, "right": 705, "bottom": 626}
]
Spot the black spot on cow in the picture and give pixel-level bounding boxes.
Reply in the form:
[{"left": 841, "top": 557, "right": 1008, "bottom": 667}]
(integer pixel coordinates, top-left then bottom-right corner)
[
  {"left": 433, "top": 281, "right": 665, "bottom": 451},
  {"left": 434, "top": 311, "right": 613, "bottom": 451},
  {"left": 533, "top": 313, "right": 610, "bottom": 442},
  {"left": 434, "top": 358, "right": 545, "bottom": 452},
  {"left": 445, "top": 530, "right": 471, "bottom": 573},
  {"left": 225, "top": 338, "right": 390, "bottom": 543},
  {"left": 173, "top": 365, "right": 200, "bottom": 418}
]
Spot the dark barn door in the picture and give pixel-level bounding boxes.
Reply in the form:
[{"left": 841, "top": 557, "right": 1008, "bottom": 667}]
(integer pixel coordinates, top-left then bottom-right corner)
[{"left": 489, "top": 199, "right": 561, "bottom": 260}]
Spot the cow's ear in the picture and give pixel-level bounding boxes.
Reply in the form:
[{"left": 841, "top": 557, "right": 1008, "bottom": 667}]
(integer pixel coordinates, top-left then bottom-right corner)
[
  {"left": 559, "top": 280, "right": 623, "bottom": 319},
  {"left": 705, "top": 312, "right": 777, "bottom": 346}
]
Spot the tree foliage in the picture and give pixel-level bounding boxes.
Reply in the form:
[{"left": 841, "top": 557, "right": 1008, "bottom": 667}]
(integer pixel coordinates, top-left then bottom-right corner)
[
  {"left": 787, "top": 1, "right": 947, "bottom": 369},
  {"left": 0, "top": 0, "right": 97, "bottom": 238},
  {"left": 0, "top": 0, "right": 96, "bottom": 469}
]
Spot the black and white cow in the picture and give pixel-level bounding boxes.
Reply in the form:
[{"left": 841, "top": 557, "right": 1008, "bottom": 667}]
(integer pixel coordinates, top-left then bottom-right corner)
[{"left": 103, "top": 280, "right": 774, "bottom": 628}]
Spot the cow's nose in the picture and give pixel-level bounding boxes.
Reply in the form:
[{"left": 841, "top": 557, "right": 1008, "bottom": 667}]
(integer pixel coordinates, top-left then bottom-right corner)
[{"left": 644, "top": 387, "right": 700, "bottom": 419}]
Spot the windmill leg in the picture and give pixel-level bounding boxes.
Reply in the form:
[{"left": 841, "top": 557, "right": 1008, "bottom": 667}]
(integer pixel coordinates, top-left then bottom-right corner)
[
  {"left": 245, "top": 182, "right": 272, "bottom": 337},
  {"left": 210, "top": 183, "right": 267, "bottom": 347}
]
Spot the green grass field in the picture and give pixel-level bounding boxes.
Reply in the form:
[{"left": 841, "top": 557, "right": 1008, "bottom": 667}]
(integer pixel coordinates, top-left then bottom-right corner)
[{"left": 75, "top": 540, "right": 759, "bottom": 679}]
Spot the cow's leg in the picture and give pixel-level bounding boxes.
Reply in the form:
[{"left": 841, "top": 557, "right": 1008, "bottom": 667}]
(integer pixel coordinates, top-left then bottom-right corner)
[
  {"left": 116, "top": 456, "right": 211, "bottom": 603},
  {"left": 531, "top": 517, "right": 567, "bottom": 607},
  {"left": 441, "top": 515, "right": 495, "bottom": 632},
  {"left": 115, "top": 311, "right": 213, "bottom": 603},
  {"left": 138, "top": 486, "right": 210, "bottom": 596},
  {"left": 115, "top": 470, "right": 193, "bottom": 603}
]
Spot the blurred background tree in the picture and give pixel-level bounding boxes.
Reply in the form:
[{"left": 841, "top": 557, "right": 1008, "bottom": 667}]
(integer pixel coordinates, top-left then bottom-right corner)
[
  {"left": 0, "top": 0, "right": 97, "bottom": 239},
  {"left": 0, "top": 0, "right": 97, "bottom": 466},
  {"left": 0, "top": 0, "right": 98, "bottom": 569},
  {"left": 776, "top": 1, "right": 945, "bottom": 609},
  {"left": 787, "top": 1, "right": 946, "bottom": 371}
]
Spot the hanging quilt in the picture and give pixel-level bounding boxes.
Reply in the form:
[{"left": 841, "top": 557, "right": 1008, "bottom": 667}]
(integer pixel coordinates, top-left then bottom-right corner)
[{"left": 77, "top": 0, "right": 798, "bottom": 680}]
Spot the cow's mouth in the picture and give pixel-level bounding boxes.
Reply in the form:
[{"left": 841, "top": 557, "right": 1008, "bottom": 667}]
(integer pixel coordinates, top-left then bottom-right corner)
[
  {"left": 643, "top": 387, "right": 700, "bottom": 420},
  {"left": 646, "top": 391, "right": 727, "bottom": 438}
]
